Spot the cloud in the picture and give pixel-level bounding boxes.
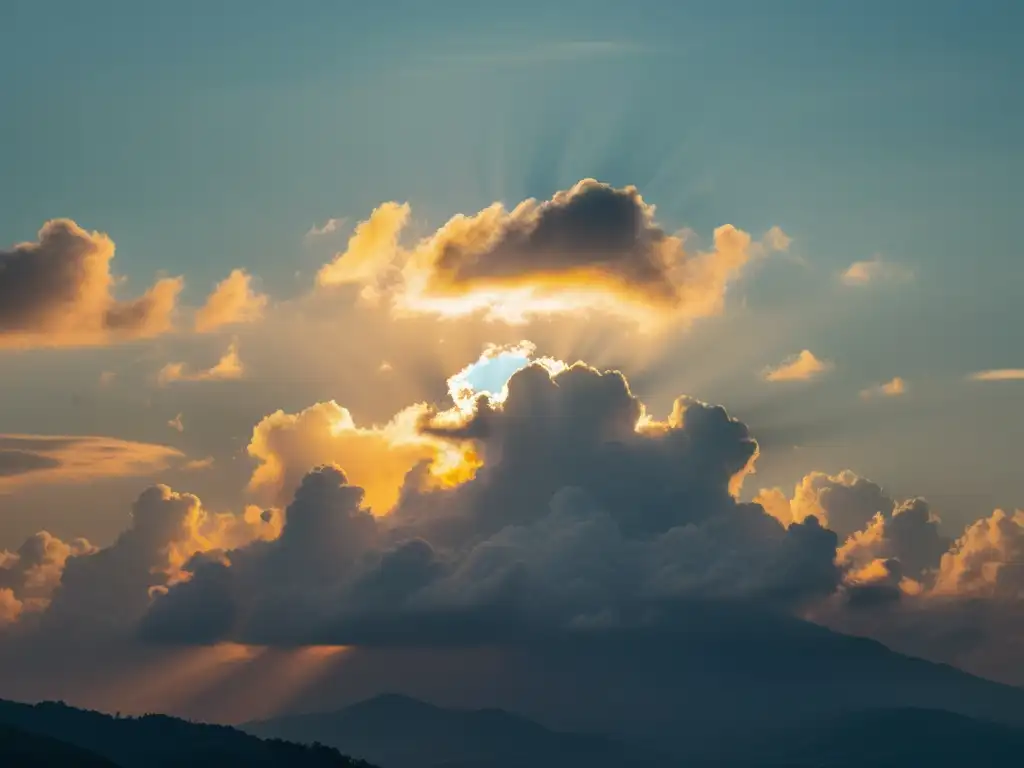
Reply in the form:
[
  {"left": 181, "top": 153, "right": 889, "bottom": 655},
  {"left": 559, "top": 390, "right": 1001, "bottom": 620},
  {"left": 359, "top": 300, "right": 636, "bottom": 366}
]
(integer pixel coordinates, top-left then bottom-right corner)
[
  {"left": 3, "top": 348, "right": 1022, "bottom": 692},
  {"left": 860, "top": 376, "right": 907, "bottom": 398},
  {"left": 932, "top": 509, "right": 1024, "bottom": 597},
  {"left": 0, "top": 219, "right": 182, "bottom": 349},
  {"left": 756, "top": 470, "right": 892, "bottom": 539},
  {"left": 136, "top": 361, "right": 839, "bottom": 647},
  {"left": 305, "top": 217, "right": 347, "bottom": 239},
  {"left": 31, "top": 487, "right": 278, "bottom": 636},
  {"left": 968, "top": 369, "right": 1024, "bottom": 382},
  {"left": 316, "top": 202, "right": 410, "bottom": 289},
  {"left": 246, "top": 400, "right": 476, "bottom": 515},
  {"left": 158, "top": 341, "right": 244, "bottom": 384},
  {"left": 181, "top": 456, "right": 214, "bottom": 472},
  {"left": 194, "top": 269, "right": 268, "bottom": 333},
  {"left": 0, "top": 434, "right": 184, "bottom": 493},
  {"left": 762, "top": 350, "right": 833, "bottom": 382},
  {"left": 840, "top": 256, "right": 912, "bottom": 286},
  {"left": 316, "top": 180, "right": 787, "bottom": 326},
  {"left": 0, "top": 532, "right": 96, "bottom": 619},
  {"left": 838, "top": 498, "right": 950, "bottom": 581}
]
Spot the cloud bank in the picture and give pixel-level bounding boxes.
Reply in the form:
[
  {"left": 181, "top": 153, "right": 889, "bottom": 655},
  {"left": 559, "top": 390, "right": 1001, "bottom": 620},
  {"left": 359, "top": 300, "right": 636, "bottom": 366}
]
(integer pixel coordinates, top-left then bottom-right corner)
[
  {"left": 0, "top": 435, "right": 185, "bottom": 493},
  {"left": 0, "top": 351, "right": 1021, "bottom": 687}
]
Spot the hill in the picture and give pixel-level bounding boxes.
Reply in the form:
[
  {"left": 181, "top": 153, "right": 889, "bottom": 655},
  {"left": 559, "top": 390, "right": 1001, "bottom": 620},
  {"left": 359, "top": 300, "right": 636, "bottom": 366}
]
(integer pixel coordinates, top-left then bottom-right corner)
[
  {"left": 246, "top": 693, "right": 672, "bottom": 768},
  {"left": 0, "top": 698, "right": 375, "bottom": 768},
  {"left": 249, "top": 697, "right": 1024, "bottom": 768},
  {"left": 0, "top": 723, "right": 119, "bottom": 767}
]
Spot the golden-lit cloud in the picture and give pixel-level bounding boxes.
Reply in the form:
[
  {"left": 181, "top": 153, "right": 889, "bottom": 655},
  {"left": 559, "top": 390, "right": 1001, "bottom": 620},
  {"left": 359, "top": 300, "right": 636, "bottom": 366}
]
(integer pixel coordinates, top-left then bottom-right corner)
[
  {"left": 0, "top": 589, "right": 22, "bottom": 626},
  {"left": 159, "top": 341, "right": 244, "bottom": 384},
  {"left": 0, "top": 532, "right": 96, "bottom": 618},
  {"left": 840, "top": 256, "right": 912, "bottom": 286},
  {"left": 762, "top": 349, "right": 833, "bottom": 382},
  {"left": 316, "top": 202, "right": 410, "bottom": 289},
  {"left": 316, "top": 180, "right": 787, "bottom": 327},
  {"left": 0, "top": 434, "right": 185, "bottom": 493},
  {"left": 933, "top": 509, "right": 1024, "bottom": 597},
  {"left": 194, "top": 269, "right": 268, "bottom": 333},
  {"left": 968, "top": 369, "right": 1024, "bottom": 382},
  {"left": 247, "top": 400, "right": 477, "bottom": 515},
  {"left": 0, "top": 219, "right": 183, "bottom": 349},
  {"left": 756, "top": 470, "right": 890, "bottom": 536},
  {"left": 860, "top": 376, "right": 907, "bottom": 398},
  {"left": 182, "top": 456, "right": 215, "bottom": 471}
]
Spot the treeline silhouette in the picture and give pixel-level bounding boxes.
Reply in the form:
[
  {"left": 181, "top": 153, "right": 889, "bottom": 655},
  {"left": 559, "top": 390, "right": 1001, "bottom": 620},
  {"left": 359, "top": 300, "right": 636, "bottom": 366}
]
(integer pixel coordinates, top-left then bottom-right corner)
[{"left": 0, "top": 698, "right": 376, "bottom": 767}]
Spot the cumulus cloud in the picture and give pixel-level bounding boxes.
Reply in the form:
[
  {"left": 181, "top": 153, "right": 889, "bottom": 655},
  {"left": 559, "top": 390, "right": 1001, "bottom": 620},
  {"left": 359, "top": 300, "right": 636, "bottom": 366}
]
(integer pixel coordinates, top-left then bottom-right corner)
[
  {"left": 968, "top": 369, "right": 1024, "bottom": 382},
  {"left": 933, "top": 509, "right": 1024, "bottom": 597},
  {"left": 158, "top": 340, "right": 244, "bottom": 384},
  {"left": 0, "top": 219, "right": 182, "bottom": 349},
  {"left": 762, "top": 349, "right": 833, "bottom": 382},
  {"left": 839, "top": 498, "right": 950, "bottom": 582},
  {"left": 0, "top": 434, "right": 185, "bottom": 493},
  {"left": 756, "top": 470, "right": 892, "bottom": 539},
  {"left": 860, "top": 376, "right": 907, "bottom": 398},
  {"left": 840, "top": 256, "right": 912, "bottom": 286},
  {"left": 135, "top": 361, "right": 840, "bottom": 647},
  {"left": 3, "top": 349, "right": 1021, "bottom": 690},
  {"left": 316, "top": 180, "right": 787, "bottom": 326},
  {"left": 246, "top": 400, "right": 475, "bottom": 514},
  {"left": 1, "top": 488, "right": 280, "bottom": 637},
  {"left": 0, "top": 532, "right": 96, "bottom": 618},
  {"left": 194, "top": 269, "right": 268, "bottom": 332}
]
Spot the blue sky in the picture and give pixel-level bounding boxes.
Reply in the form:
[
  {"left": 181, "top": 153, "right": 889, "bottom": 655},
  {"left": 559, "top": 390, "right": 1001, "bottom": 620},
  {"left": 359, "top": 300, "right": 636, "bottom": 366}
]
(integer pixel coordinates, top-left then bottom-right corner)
[{"left": 1, "top": 0, "right": 1023, "bottom": 545}]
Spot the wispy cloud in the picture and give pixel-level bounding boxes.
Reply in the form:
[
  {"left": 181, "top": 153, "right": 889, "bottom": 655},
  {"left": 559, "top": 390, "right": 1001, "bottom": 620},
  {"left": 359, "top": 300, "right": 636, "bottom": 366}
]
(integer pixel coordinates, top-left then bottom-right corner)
[
  {"left": 969, "top": 369, "right": 1024, "bottom": 381},
  {"left": 159, "top": 341, "right": 244, "bottom": 385},
  {"left": 763, "top": 350, "right": 834, "bottom": 382},
  {"left": 841, "top": 256, "right": 912, "bottom": 286},
  {"left": 305, "top": 217, "right": 346, "bottom": 240},
  {"left": 860, "top": 377, "right": 907, "bottom": 399}
]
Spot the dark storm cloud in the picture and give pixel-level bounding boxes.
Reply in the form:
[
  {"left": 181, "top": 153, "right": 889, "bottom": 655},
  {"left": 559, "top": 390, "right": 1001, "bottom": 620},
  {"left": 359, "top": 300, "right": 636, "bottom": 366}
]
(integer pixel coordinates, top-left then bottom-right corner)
[
  {"left": 140, "top": 363, "right": 839, "bottom": 647},
  {"left": 428, "top": 180, "right": 680, "bottom": 304}
]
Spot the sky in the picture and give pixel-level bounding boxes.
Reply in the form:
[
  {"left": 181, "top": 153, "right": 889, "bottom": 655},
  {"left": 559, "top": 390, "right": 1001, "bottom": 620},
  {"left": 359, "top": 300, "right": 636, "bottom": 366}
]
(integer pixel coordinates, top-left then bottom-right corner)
[{"left": 2, "top": 0, "right": 1024, "bottom": 723}]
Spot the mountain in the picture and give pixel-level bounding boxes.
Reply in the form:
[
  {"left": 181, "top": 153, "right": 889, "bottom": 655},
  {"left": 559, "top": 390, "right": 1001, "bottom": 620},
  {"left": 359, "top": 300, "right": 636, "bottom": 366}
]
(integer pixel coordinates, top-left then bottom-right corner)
[
  {"left": 245, "top": 693, "right": 671, "bottom": 768},
  {"left": 245, "top": 609, "right": 1024, "bottom": 765},
  {"left": 0, "top": 723, "right": 119, "bottom": 767},
  {"left": 702, "top": 707, "right": 1024, "bottom": 767},
  {"left": 0, "top": 698, "right": 375, "bottom": 768},
  {"left": 414, "top": 608, "right": 1024, "bottom": 753},
  {"left": 248, "top": 697, "right": 1024, "bottom": 768}
]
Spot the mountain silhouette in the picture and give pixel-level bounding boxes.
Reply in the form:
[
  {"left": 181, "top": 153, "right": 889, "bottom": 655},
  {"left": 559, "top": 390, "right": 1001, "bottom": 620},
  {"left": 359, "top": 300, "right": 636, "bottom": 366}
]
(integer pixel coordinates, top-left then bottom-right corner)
[
  {"left": 243, "top": 610, "right": 1024, "bottom": 766},
  {"left": 246, "top": 693, "right": 672, "bottom": 768},
  {"left": 248, "top": 696, "right": 1024, "bottom": 768},
  {"left": 0, "top": 723, "right": 119, "bottom": 767},
  {"left": 0, "top": 698, "right": 375, "bottom": 768}
]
